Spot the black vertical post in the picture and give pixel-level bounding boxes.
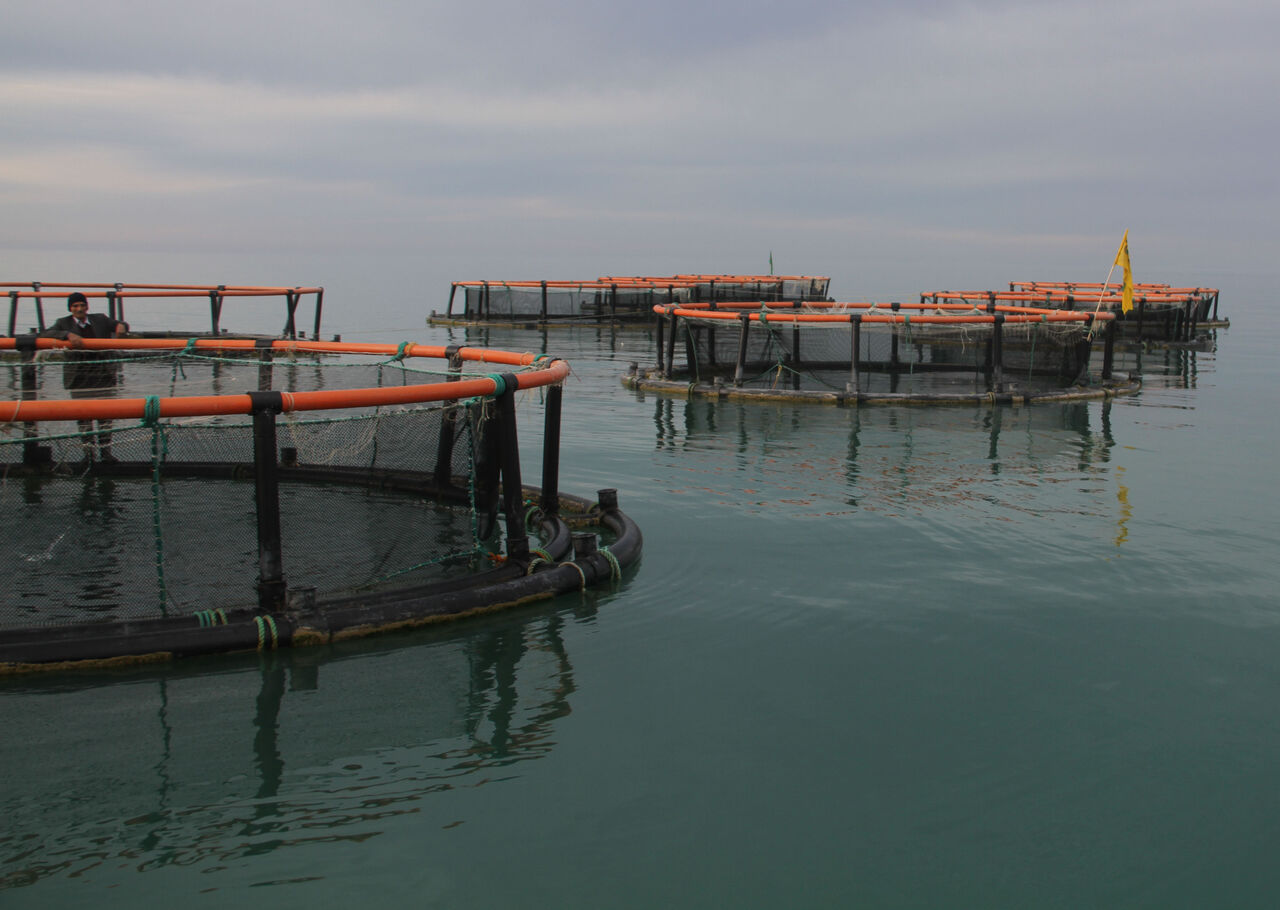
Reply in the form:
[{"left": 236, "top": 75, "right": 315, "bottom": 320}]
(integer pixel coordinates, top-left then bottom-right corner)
[
  {"left": 541, "top": 382, "right": 562, "bottom": 517},
  {"left": 733, "top": 313, "right": 750, "bottom": 386},
  {"left": 210, "top": 288, "right": 224, "bottom": 335},
  {"left": 494, "top": 375, "right": 530, "bottom": 563},
  {"left": 890, "top": 302, "right": 901, "bottom": 371},
  {"left": 114, "top": 284, "right": 127, "bottom": 329},
  {"left": 447, "top": 283, "right": 458, "bottom": 317},
  {"left": 250, "top": 392, "right": 287, "bottom": 611},
  {"left": 683, "top": 322, "right": 698, "bottom": 383},
  {"left": 313, "top": 288, "right": 324, "bottom": 340},
  {"left": 664, "top": 313, "right": 678, "bottom": 379},
  {"left": 848, "top": 314, "right": 862, "bottom": 394},
  {"left": 609, "top": 284, "right": 617, "bottom": 323},
  {"left": 540, "top": 280, "right": 548, "bottom": 323},
  {"left": 1101, "top": 318, "right": 1116, "bottom": 380},
  {"left": 17, "top": 335, "right": 41, "bottom": 464},
  {"left": 256, "top": 340, "right": 275, "bottom": 391},
  {"left": 7, "top": 291, "right": 17, "bottom": 337},
  {"left": 473, "top": 399, "right": 501, "bottom": 540},
  {"left": 283, "top": 290, "right": 300, "bottom": 339},
  {"left": 991, "top": 314, "right": 1005, "bottom": 392},
  {"left": 655, "top": 310, "right": 666, "bottom": 373},
  {"left": 434, "top": 349, "right": 464, "bottom": 486},
  {"left": 31, "top": 282, "right": 44, "bottom": 333},
  {"left": 483, "top": 281, "right": 491, "bottom": 321}
]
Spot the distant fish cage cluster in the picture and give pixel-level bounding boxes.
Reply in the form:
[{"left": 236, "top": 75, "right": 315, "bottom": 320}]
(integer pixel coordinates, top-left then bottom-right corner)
[
  {"left": 625, "top": 299, "right": 1138, "bottom": 405},
  {"left": 921, "top": 282, "right": 1221, "bottom": 342},
  {"left": 434, "top": 274, "right": 831, "bottom": 325}
]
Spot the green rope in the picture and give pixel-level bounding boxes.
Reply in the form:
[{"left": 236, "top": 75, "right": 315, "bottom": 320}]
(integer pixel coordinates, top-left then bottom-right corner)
[
  {"left": 254, "top": 615, "right": 279, "bottom": 650},
  {"left": 195, "top": 608, "right": 228, "bottom": 627},
  {"left": 142, "top": 395, "right": 162, "bottom": 427},
  {"left": 600, "top": 546, "right": 622, "bottom": 582}
]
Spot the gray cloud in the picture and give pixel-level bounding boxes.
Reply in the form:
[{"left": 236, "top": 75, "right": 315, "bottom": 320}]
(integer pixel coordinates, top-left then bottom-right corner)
[{"left": 1, "top": 0, "right": 1276, "bottom": 312}]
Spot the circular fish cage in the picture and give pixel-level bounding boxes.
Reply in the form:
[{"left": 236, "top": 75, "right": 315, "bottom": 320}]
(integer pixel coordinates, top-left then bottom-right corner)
[
  {"left": 2, "top": 282, "right": 326, "bottom": 340},
  {"left": 432, "top": 274, "right": 831, "bottom": 327},
  {"left": 0, "top": 336, "right": 641, "bottom": 673},
  {"left": 625, "top": 300, "right": 1140, "bottom": 405},
  {"left": 923, "top": 284, "right": 1225, "bottom": 342}
]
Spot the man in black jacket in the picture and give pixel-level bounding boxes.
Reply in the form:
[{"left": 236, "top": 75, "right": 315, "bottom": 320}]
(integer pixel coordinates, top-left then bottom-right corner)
[{"left": 41, "top": 292, "right": 129, "bottom": 462}]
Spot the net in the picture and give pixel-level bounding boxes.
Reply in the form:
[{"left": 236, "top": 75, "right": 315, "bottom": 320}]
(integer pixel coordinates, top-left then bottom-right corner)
[
  {"left": 0, "top": 337, "right": 642, "bottom": 669},
  {"left": 629, "top": 300, "right": 1137, "bottom": 404},
  {"left": 438, "top": 275, "right": 831, "bottom": 324},
  {"left": 924, "top": 284, "right": 1223, "bottom": 341}
]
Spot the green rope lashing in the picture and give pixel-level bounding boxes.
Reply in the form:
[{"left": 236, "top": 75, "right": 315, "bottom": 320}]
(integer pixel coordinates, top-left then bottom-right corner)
[
  {"left": 142, "top": 395, "right": 162, "bottom": 427},
  {"left": 195, "top": 608, "right": 228, "bottom": 628},
  {"left": 393, "top": 341, "right": 411, "bottom": 361},
  {"left": 600, "top": 546, "right": 622, "bottom": 582},
  {"left": 254, "top": 614, "right": 279, "bottom": 650},
  {"left": 486, "top": 373, "right": 506, "bottom": 396}
]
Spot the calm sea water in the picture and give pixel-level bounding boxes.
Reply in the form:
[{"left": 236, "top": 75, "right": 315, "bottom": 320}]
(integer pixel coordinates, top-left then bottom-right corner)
[{"left": 3, "top": 276, "right": 1279, "bottom": 908}]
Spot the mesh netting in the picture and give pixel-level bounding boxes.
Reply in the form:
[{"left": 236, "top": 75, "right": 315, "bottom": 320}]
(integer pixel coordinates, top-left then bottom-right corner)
[
  {"left": 0, "top": 347, "right": 547, "bottom": 631},
  {"left": 665, "top": 307, "right": 1104, "bottom": 397},
  {"left": 445, "top": 276, "right": 831, "bottom": 323},
  {"left": 453, "top": 284, "right": 691, "bottom": 322},
  {"left": 925, "top": 285, "right": 1222, "bottom": 341}
]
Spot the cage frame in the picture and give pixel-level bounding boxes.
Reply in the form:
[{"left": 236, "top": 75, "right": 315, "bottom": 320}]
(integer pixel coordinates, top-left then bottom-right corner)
[
  {"left": 0, "top": 336, "right": 642, "bottom": 672},
  {"left": 626, "top": 299, "right": 1139, "bottom": 405}
]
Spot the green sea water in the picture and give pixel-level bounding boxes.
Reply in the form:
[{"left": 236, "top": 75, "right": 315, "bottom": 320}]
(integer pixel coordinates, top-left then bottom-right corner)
[{"left": 3, "top": 278, "right": 1279, "bottom": 908}]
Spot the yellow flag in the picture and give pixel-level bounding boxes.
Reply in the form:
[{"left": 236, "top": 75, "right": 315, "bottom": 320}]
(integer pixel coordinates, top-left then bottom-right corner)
[{"left": 1114, "top": 230, "right": 1134, "bottom": 313}]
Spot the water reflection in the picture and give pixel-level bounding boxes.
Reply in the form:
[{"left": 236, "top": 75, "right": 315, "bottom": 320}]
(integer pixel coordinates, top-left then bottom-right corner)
[
  {"left": 0, "top": 603, "right": 592, "bottom": 889},
  {"left": 651, "top": 397, "right": 1119, "bottom": 521}
]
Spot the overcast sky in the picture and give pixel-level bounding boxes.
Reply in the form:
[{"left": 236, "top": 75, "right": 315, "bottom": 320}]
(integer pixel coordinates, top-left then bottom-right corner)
[{"left": 2, "top": 0, "right": 1275, "bottom": 328}]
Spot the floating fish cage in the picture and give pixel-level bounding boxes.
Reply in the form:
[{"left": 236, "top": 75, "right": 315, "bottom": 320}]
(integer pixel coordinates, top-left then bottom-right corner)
[
  {"left": 434, "top": 274, "right": 830, "bottom": 326},
  {"left": 0, "top": 336, "right": 641, "bottom": 672},
  {"left": 625, "top": 300, "right": 1138, "bottom": 405},
  {"left": 2, "top": 282, "right": 326, "bottom": 340},
  {"left": 921, "top": 283, "right": 1223, "bottom": 342}
]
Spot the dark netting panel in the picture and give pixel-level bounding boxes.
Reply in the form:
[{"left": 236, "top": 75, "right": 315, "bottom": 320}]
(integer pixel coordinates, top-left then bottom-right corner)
[
  {"left": 457, "top": 285, "right": 692, "bottom": 321},
  {"left": 675, "top": 319, "right": 1097, "bottom": 395},
  {"left": 0, "top": 404, "right": 491, "bottom": 629}
]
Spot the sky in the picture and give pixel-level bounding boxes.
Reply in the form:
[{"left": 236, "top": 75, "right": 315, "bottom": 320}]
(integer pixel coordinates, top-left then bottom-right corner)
[{"left": 2, "top": 0, "right": 1276, "bottom": 332}]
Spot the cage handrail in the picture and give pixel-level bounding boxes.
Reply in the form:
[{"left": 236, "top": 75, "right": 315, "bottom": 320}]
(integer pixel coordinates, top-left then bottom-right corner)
[
  {"left": 657, "top": 301, "right": 1114, "bottom": 325},
  {"left": 0, "top": 337, "right": 568, "bottom": 422}
]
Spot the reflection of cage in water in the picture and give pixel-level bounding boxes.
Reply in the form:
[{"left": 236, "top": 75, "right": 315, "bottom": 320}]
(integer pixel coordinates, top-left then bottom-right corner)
[
  {"left": 436, "top": 274, "right": 831, "bottom": 325},
  {"left": 921, "top": 283, "right": 1223, "bottom": 342},
  {"left": 0, "top": 336, "right": 641, "bottom": 671},
  {"left": 627, "top": 300, "right": 1139, "bottom": 405}
]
